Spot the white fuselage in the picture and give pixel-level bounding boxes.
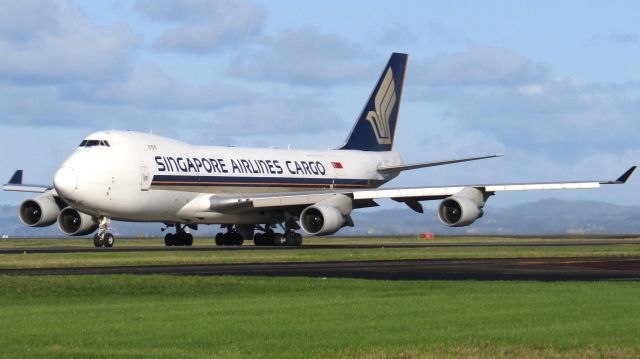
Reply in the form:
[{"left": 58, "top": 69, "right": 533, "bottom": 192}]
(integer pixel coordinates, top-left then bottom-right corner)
[{"left": 54, "top": 131, "right": 402, "bottom": 224}]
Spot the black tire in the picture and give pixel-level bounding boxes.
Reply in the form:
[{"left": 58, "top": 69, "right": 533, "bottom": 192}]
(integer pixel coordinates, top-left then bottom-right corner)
[
  {"left": 285, "top": 232, "right": 296, "bottom": 246},
  {"left": 93, "top": 234, "right": 102, "bottom": 247},
  {"left": 273, "top": 233, "right": 285, "bottom": 246},
  {"left": 103, "top": 233, "right": 114, "bottom": 248},
  {"left": 215, "top": 233, "right": 223, "bottom": 246},
  {"left": 165, "top": 233, "right": 175, "bottom": 246},
  {"left": 253, "top": 233, "right": 263, "bottom": 246},
  {"left": 294, "top": 233, "right": 303, "bottom": 246},
  {"left": 185, "top": 233, "right": 194, "bottom": 246},
  {"left": 266, "top": 233, "right": 275, "bottom": 246},
  {"left": 233, "top": 233, "right": 243, "bottom": 246}
]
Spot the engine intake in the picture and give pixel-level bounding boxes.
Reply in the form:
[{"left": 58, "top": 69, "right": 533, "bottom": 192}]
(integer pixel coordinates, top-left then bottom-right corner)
[
  {"left": 19, "top": 193, "right": 61, "bottom": 227},
  {"left": 300, "top": 194, "right": 353, "bottom": 236},
  {"left": 438, "top": 188, "right": 486, "bottom": 227},
  {"left": 57, "top": 207, "right": 98, "bottom": 236}
]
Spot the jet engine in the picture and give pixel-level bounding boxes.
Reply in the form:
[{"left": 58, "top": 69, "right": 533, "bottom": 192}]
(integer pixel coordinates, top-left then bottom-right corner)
[
  {"left": 438, "top": 187, "right": 486, "bottom": 227},
  {"left": 19, "top": 193, "right": 61, "bottom": 227},
  {"left": 57, "top": 207, "right": 98, "bottom": 236},
  {"left": 300, "top": 194, "right": 353, "bottom": 236}
]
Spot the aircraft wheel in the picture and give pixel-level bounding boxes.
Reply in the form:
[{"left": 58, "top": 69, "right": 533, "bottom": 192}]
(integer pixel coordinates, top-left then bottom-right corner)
[
  {"left": 273, "top": 233, "right": 285, "bottom": 246},
  {"left": 215, "top": 233, "right": 223, "bottom": 246},
  {"left": 234, "top": 233, "right": 243, "bottom": 246},
  {"left": 93, "top": 234, "right": 102, "bottom": 247},
  {"left": 294, "top": 233, "right": 303, "bottom": 246},
  {"left": 165, "top": 233, "right": 175, "bottom": 246},
  {"left": 285, "top": 232, "right": 297, "bottom": 246},
  {"left": 185, "top": 233, "right": 194, "bottom": 246},
  {"left": 103, "top": 233, "right": 115, "bottom": 248},
  {"left": 253, "top": 233, "right": 263, "bottom": 246}
]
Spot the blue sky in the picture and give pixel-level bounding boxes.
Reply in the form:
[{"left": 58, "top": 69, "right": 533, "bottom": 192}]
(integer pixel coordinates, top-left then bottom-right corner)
[{"left": 0, "top": 0, "right": 638, "bottom": 207}]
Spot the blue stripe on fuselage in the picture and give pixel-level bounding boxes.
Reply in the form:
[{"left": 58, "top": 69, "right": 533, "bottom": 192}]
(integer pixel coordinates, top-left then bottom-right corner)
[{"left": 151, "top": 175, "right": 379, "bottom": 188}]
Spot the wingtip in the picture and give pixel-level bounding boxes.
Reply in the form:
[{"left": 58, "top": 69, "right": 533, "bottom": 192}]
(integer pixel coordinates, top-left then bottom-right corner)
[
  {"left": 616, "top": 166, "right": 637, "bottom": 183},
  {"left": 8, "top": 170, "right": 23, "bottom": 185}
]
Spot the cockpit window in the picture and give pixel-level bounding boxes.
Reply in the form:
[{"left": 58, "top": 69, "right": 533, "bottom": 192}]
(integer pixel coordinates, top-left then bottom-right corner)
[{"left": 79, "top": 139, "right": 110, "bottom": 147}]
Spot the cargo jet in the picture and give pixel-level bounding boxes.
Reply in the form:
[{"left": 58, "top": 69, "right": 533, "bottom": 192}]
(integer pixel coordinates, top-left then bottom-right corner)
[{"left": 3, "top": 53, "right": 636, "bottom": 247}]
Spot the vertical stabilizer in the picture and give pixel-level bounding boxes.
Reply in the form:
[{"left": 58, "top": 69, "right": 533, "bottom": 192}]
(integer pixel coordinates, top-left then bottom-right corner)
[{"left": 340, "top": 53, "right": 408, "bottom": 151}]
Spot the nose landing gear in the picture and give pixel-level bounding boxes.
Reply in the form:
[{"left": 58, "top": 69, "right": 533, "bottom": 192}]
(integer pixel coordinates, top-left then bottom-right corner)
[{"left": 93, "top": 216, "right": 114, "bottom": 248}]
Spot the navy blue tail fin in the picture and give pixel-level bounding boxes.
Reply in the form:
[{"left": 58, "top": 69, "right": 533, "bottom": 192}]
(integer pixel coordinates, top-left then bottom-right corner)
[{"left": 340, "top": 52, "right": 408, "bottom": 151}]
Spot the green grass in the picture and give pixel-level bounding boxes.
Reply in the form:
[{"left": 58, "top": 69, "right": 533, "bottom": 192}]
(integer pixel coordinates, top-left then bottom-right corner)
[
  {"left": 2, "top": 235, "right": 639, "bottom": 248},
  {"left": 0, "top": 275, "right": 639, "bottom": 358},
  {"left": 1, "top": 242, "right": 640, "bottom": 269}
]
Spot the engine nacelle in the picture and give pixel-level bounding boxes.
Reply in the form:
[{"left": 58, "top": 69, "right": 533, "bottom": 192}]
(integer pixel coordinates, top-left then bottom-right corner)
[
  {"left": 437, "top": 188, "right": 485, "bottom": 227},
  {"left": 57, "top": 207, "right": 98, "bottom": 236},
  {"left": 300, "top": 194, "right": 353, "bottom": 236},
  {"left": 19, "top": 193, "right": 60, "bottom": 227}
]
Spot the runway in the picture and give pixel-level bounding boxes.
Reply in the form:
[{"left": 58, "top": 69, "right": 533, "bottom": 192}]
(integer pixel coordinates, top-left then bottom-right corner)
[
  {"left": 2, "top": 256, "right": 640, "bottom": 280},
  {"left": 2, "top": 239, "right": 640, "bottom": 254}
]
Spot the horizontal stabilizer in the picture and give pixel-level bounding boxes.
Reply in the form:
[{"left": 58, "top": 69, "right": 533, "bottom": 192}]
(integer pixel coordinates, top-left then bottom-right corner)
[{"left": 378, "top": 155, "right": 501, "bottom": 174}]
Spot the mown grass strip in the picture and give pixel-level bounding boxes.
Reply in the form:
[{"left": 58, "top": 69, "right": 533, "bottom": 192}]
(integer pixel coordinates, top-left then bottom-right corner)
[
  {"left": 1, "top": 243, "right": 640, "bottom": 269},
  {"left": 0, "top": 275, "right": 639, "bottom": 358}
]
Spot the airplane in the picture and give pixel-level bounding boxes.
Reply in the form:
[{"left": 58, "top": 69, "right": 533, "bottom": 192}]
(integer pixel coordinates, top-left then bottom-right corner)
[{"left": 3, "top": 53, "right": 636, "bottom": 248}]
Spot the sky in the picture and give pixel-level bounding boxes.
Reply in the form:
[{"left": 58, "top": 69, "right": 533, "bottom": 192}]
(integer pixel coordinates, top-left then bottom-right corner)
[{"left": 0, "top": 0, "right": 638, "bottom": 208}]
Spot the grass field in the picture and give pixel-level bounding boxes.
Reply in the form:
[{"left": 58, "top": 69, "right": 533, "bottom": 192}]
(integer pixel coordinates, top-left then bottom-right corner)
[
  {"left": 2, "top": 235, "right": 639, "bottom": 248},
  {"left": 2, "top": 236, "right": 640, "bottom": 270},
  {"left": 1, "top": 275, "right": 639, "bottom": 358},
  {"left": 1, "top": 237, "right": 639, "bottom": 358}
]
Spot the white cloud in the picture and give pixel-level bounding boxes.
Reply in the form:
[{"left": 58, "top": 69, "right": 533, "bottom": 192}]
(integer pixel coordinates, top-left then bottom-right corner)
[
  {"left": 372, "top": 24, "right": 419, "bottom": 46},
  {"left": 405, "top": 45, "right": 640, "bottom": 161},
  {"left": 136, "top": 0, "right": 265, "bottom": 53},
  {"left": 211, "top": 92, "right": 345, "bottom": 136},
  {"left": 0, "top": 1, "right": 61, "bottom": 42},
  {"left": 416, "top": 78, "right": 640, "bottom": 154},
  {"left": 609, "top": 32, "right": 638, "bottom": 45},
  {"left": 227, "top": 27, "right": 373, "bottom": 86},
  {"left": 0, "top": 0, "right": 140, "bottom": 84},
  {"left": 61, "top": 63, "right": 253, "bottom": 110},
  {"left": 410, "top": 44, "right": 549, "bottom": 87}
]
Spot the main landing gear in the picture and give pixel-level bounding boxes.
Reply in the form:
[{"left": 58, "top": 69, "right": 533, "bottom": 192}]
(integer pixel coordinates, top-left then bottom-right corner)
[
  {"left": 164, "top": 224, "right": 194, "bottom": 246},
  {"left": 214, "top": 225, "right": 244, "bottom": 246},
  {"left": 253, "top": 230, "right": 302, "bottom": 246},
  {"left": 93, "top": 216, "right": 114, "bottom": 248},
  {"left": 213, "top": 221, "right": 304, "bottom": 247}
]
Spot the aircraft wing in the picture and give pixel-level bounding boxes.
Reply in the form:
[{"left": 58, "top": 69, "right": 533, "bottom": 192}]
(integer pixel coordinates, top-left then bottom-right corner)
[
  {"left": 377, "top": 154, "right": 501, "bottom": 174},
  {"left": 2, "top": 170, "right": 52, "bottom": 193},
  {"left": 204, "top": 166, "right": 636, "bottom": 214}
]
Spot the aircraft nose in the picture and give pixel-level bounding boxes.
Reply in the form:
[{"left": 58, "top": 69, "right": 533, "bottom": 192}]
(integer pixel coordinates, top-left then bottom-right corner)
[{"left": 54, "top": 166, "right": 78, "bottom": 197}]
